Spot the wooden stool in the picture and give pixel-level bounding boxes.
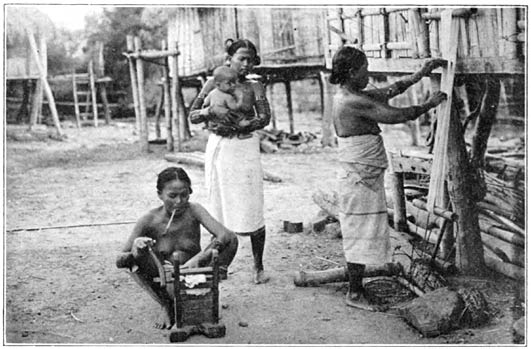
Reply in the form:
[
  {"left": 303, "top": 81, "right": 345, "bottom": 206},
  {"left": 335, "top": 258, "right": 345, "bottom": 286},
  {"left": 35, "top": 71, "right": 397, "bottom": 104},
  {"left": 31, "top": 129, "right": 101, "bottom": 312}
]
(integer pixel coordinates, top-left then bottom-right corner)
[{"left": 152, "top": 249, "right": 226, "bottom": 342}]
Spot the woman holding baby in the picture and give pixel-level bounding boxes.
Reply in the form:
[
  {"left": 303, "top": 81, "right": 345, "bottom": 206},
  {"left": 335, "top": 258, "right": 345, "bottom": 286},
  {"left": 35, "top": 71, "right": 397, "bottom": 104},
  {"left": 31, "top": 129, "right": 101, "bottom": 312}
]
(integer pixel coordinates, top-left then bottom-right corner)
[{"left": 189, "top": 38, "right": 271, "bottom": 284}]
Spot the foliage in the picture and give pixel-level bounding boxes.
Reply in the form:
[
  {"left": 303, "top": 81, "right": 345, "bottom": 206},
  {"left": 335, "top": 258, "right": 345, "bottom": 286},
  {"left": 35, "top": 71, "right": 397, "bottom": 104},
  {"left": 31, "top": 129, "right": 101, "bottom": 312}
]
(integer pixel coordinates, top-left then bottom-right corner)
[{"left": 83, "top": 7, "right": 176, "bottom": 102}]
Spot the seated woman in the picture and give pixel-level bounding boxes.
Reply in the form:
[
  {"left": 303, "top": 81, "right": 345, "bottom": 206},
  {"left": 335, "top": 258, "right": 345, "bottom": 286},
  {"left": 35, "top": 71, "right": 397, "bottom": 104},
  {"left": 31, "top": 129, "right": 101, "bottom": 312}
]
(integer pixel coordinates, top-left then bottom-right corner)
[{"left": 116, "top": 167, "right": 238, "bottom": 329}]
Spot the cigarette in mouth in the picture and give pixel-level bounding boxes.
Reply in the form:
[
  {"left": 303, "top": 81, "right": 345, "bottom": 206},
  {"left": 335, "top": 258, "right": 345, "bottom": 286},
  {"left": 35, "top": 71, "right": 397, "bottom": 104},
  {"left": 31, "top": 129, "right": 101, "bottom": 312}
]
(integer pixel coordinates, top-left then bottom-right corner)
[{"left": 162, "top": 209, "right": 176, "bottom": 235}]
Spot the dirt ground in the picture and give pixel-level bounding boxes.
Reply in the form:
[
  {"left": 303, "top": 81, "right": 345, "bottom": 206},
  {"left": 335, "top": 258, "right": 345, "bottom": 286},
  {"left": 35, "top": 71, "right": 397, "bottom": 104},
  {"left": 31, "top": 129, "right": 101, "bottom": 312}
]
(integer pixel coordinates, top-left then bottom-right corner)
[{"left": 4, "top": 115, "right": 523, "bottom": 345}]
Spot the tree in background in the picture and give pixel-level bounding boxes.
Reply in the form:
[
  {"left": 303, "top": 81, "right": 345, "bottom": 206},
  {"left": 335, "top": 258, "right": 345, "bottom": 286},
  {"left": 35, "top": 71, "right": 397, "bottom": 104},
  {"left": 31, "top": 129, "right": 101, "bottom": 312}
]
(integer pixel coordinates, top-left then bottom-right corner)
[{"left": 83, "top": 7, "right": 177, "bottom": 109}]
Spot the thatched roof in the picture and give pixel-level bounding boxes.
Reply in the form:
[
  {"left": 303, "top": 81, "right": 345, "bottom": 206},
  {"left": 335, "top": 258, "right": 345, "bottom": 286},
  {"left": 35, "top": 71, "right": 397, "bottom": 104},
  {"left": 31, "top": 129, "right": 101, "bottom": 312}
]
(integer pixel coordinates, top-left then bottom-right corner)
[{"left": 5, "top": 6, "right": 54, "bottom": 46}]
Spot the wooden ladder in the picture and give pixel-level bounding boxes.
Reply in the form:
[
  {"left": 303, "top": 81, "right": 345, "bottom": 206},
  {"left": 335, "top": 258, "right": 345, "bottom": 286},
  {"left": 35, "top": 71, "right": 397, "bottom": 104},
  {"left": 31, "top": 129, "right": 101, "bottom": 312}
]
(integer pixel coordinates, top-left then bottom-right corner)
[{"left": 72, "top": 60, "right": 99, "bottom": 127}]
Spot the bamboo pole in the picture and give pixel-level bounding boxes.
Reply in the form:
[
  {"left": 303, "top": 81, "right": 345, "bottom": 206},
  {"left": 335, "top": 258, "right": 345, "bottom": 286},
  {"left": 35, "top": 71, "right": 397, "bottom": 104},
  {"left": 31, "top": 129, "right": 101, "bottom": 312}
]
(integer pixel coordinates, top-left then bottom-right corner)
[
  {"left": 29, "top": 35, "right": 46, "bottom": 129},
  {"left": 134, "top": 36, "right": 149, "bottom": 152},
  {"left": 479, "top": 219, "right": 525, "bottom": 248},
  {"left": 124, "top": 49, "right": 180, "bottom": 60},
  {"left": 88, "top": 60, "right": 98, "bottom": 127},
  {"left": 72, "top": 69, "right": 82, "bottom": 128},
  {"left": 503, "top": 8, "right": 518, "bottom": 59},
  {"left": 484, "top": 249, "right": 524, "bottom": 280},
  {"left": 170, "top": 41, "right": 182, "bottom": 151},
  {"left": 428, "top": 8, "right": 440, "bottom": 57},
  {"left": 26, "top": 30, "right": 63, "bottom": 137},
  {"left": 126, "top": 35, "right": 141, "bottom": 136},
  {"left": 427, "top": 10, "right": 459, "bottom": 211},
  {"left": 162, "top": 40, "right": 174, "bottom": 152},
  {"left": 408, "top": 9, "right": 421, "bottom": 58}
]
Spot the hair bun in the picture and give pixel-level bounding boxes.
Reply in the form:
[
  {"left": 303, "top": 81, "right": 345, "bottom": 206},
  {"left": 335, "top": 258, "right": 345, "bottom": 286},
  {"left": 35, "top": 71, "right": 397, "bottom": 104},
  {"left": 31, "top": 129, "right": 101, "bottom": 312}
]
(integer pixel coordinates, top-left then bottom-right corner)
[{"left": 224, "top": 38, "right": 234, "bottom": 52}]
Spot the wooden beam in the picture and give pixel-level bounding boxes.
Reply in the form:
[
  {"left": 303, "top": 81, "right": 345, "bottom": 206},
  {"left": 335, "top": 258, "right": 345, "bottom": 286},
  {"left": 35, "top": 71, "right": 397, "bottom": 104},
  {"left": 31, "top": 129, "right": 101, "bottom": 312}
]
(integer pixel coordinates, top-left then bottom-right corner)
[
  {"left": 26, "top": 30, "right": 63, "bottom": 137},
  {"left": 124, "top": 49, "right": 180, "bottom": 60},
  {"left": 366, "top": 57, "right": 525, "bottom": 75}
]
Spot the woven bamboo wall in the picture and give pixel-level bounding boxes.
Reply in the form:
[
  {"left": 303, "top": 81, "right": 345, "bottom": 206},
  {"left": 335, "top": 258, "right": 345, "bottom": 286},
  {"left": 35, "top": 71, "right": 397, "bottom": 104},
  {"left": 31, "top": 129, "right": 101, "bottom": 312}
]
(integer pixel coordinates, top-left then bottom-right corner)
[
  {"left": 324, "top": 7, "right": 526, "bottom": 73},
  {"left": 167, "top": 7, "right": 325, "bottom": 77}
]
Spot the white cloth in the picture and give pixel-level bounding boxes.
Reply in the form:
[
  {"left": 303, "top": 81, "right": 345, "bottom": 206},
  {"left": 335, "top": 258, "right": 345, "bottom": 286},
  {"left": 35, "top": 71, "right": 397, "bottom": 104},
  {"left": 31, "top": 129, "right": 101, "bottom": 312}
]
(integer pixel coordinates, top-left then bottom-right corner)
[
  {"left": 337, "top": 134, "right": 390, "bottom": 266},
  {"left": 205, "top": 133, "right": 264, "bottom": 233}
]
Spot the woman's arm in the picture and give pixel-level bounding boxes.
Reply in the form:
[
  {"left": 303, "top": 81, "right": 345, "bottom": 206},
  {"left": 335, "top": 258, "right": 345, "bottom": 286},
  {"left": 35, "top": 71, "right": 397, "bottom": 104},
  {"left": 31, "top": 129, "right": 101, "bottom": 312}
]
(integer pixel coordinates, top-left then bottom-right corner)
[
  {"left": 240, "top": 81, "right": 271, "bottom": 132},
  {"left": 116, "top": 215, "right": 152, "bottom": 268},
  {"left": 189, "top": 79, "right": 217, "bottom": 124},
  {"left": 366, "top": 59, "right": 447, "bottom": 101},
  {"left": 339, "top": 90, "right": 446, "bottom": 124}
]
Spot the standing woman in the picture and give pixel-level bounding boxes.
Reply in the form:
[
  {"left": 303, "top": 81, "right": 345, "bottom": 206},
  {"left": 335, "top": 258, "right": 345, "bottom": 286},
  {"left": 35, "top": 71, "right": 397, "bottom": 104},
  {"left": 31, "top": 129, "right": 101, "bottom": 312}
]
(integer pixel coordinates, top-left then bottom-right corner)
[
  {"left": 189, "top": 39, "right": 271, "bottom": 284},
  {"left": 329, "top": 46, "right": 447, "bottom": 310}
]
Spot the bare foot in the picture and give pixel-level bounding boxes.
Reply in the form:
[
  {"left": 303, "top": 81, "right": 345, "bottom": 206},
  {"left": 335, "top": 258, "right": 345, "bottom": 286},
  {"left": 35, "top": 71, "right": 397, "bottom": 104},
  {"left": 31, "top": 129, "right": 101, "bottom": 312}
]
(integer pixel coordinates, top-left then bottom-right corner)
[
  {"left": 345, "top": 291, "right": 388, "bottom": 312},
  {"left": 254, "top": 270, "right": 269, "bottom": 284},
  {"left": 154, "top": 305, "right": 174, "bottom": 330}
]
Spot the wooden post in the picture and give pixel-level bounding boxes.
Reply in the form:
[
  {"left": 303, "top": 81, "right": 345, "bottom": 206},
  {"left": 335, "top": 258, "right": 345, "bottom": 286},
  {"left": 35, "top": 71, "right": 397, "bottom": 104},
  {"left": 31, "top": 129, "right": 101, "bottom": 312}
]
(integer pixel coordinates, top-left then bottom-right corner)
[
  {"left": 99, "top": 83, "right": 111, "bottom": 124},
  {"left": 319, "top": 71, "right": 335, "bottom": 147},
  {"left": 88, "top": 60, "right": 98, "bottom": 127},
  {"left": 126, "top": 35, "right": 141, "bottom": 136},
  {"left": 390, "top": 171, "right": 408, "bottom": 232},
  {"left": 97, "top": 41, "right": 105, "bottom": 77},
  {"left": 470, "top": 76, "right": 501, "bottom": 169},
  {"left": 154, "top": 86, "right": 163, "bottom": 139},
  {"left": 162, "top": 40, "right": 174, "bottom": 152},
  {"left": 170, "top": 41, "right": 182, "bottom": 151},
  {"left": 134, "top": 36, "right": 149, "bottom": 152},
  {"left": 285, "top": 80, "right": 294, "bottom": 134},
  {"left": 447, "top": 101, "right": 486, "bottom": 275},
  {"left": 428, "top": 8, "right": 440, "bottom": 57},
  {"left": 17, "top": 80, "right": 30, "bottom": 123},
  {"left": 29, "top": 35, "right": 45, "bottom": 129},
  {"left": 268, "top": 83, "right": 277, "bottom": 130},
  {"left": 72, "top": 70, "right": 82, "bottom": 128},
  {"left": 502, "top": 8, "right": 518, "bottom": 59},
  {"left": 440, "top": 184, "right": 455, "bottom": 261},
  {"left": 317, "top": 76, "right": 324, "bottom": 117},
  {"left": 26, "top": 30, "right": 63, "bottom": 137}
]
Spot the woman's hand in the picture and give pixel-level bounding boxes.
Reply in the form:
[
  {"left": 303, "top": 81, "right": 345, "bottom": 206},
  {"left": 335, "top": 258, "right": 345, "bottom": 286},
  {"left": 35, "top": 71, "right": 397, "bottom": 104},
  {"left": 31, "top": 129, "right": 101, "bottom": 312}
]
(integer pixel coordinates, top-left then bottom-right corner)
[
  {"left": 132, "top": 237, "right": 155, "bottom": 259},
  {"left": 420, "top": 59, "right": 447, "bottom": 76},
  {"left": 426, "top": 91, "right": 448, "bottom": 108}
]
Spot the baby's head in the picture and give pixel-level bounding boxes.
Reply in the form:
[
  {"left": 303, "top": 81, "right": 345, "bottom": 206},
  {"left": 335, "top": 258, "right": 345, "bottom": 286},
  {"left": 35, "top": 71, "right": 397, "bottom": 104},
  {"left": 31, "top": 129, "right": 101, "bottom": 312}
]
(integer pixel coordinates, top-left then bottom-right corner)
[{"left": 213, "top": 66, "right": 238, "bottom": 93}]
